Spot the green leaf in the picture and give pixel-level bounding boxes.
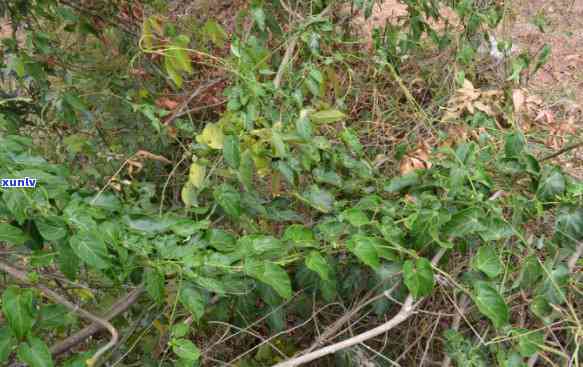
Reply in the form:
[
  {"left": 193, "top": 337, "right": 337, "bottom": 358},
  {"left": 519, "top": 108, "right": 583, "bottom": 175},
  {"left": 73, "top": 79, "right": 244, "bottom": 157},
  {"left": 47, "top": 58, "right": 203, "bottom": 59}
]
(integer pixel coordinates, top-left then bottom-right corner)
[
  {"left": 537, "top": 167, "right": 565, "bottom": 200},
  {"left": 340, "top": 208, "right": 370, "bottom": 227},
  {"left": 271, "top": 130, "right": 287, "bottom": 158},
  {"left": 251, "top": 5, "right": 266, "bottom": 31},
  {"left": 444, "top": 208, "right": 486, "bottom": 238},
  {"left": 340, "top": 128, "right": 363, "bottom": 155},
  {"left": 238, "top": 150, "right": 255, "bottom": 190},
  {"left": 504, "top": 131, "right": 526, "bottom": 158},
  {"left": 472, "top": 246, "right": 503, "bottom": 278},
  {"left": 0, "top": 223, "right": 30, "bottom": 245},
  {"left": 202, "top": 19, "right": 227, "bottom": 47},
  {"left": 0, "top": 327, "right": 15, "bottom": 363},
  {"left": 56, "top": 240, "right": 79, "bottom": 280},
  {"left": 309, "top": 109, "right": 346, "bottom": 124},
  {"left": 171, "top": 324, "right": 190, "bottom": 339},
  {"left": 555, "top": 207, "right": 583, "bottom": 242},
  {"left": 223, "top": 135, "right": 241, "bottom": 169},
  {"left": 69, "top": 232, "right": 110, "bottom": 269},
  {"left": 172, "top": 339, "right": 200, "bottom": 362},
  {"left": 170, "top": 35, "right": 193, "bottom": 72},
  {"left": 518, "top": 255, "right": 542, "bottom": 290},
  {"left": 170, "top": 219, "right": 209, "bottom": 237},
  {"left": 473, "top": 281, "right": 509, "bottom": 328},
  {"left": 63, "top": 93, "right": 87, "bottom": 113},
  {"left": 302, "top": 185, "right": 334, "bottom": 213},
  {"left": 247, "top": 235, "right": 283, "bottom": 254},
  {"left": 479, "top": 218, "right": 514, "bottom": 241},
  {"left": 17, "top": 337, "right": 53, "bottom": 367},
  {"left": 263, "top": 263, "right": 292, "bottom": 299},
  {"left": 38, "top": 304, "right": 77, "bottom": 329},
  {"left": 145, "top": 268, "right": 165, "bottom": 303},
  {"left": 530, "top": 295, "right": 552, "bottom": 320},
  {"left": 86, "top": 193, "right": 121, "bottom": 211},
  {"left": 346, "top": 235, "right": 380, "bottom": 269},
  {"left": 123, "top": 216, "right": 178, "bottom": 233},
  {"left": 245, "top": 261, "right": 292, "bottom": 299},
  {"left": 275, "top": 161, "right": 295, "bottom": 186},
  {"left": 541, "top": 264, "right": 569, "bottom": 304},
  {"left": 214, "top": 184, "right": 241, "bottom": 217},
  {"left": 179, "top": 285, "right": 205, "bottom": 321},
  {"left": 403, "top": 258, "right": 434, "bottom": 298},
  {"left": 305, "top": 251, "right": 332, "bottom": 281},
  {"left": 296, "top": 112, "right": 312, "bottom": 140},
  {"left": 384, "top": 172, "right": 419, "bottom": 193},
  {"left": 206, "top": 229, "right": 237, "bottom": 252},
  {"left": 507, "top": 53, "right": 529, "bottom": 82},
  {"left": 282, "top": 225, "right": 316, "bottom": 247},
  {"left": 515, "top": 328, "right": 544, "bottom": 357},
  {"left": 2, "top": 286, "right": 35, "bottom": 339},
  {"left": 35, "top": 217, "right": 67, "bottom": 241}
]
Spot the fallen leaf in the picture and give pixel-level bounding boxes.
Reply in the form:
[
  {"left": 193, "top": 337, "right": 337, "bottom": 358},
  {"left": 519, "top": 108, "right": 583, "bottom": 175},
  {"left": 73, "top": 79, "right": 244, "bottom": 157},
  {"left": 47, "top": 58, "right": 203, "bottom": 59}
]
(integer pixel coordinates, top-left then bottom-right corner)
[{"left": 156, "top": 97, "right": 180, "bottom": 110}]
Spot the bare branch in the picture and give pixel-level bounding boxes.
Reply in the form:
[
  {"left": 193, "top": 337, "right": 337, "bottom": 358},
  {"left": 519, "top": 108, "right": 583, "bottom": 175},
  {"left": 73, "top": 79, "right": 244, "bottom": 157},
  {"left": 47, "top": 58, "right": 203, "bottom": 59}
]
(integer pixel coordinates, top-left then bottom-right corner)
[
  {"left": 0, "top": 260, "right": 131, "bottom": 367},
  {"left": 51, "top": 285, "right": 144, "bottom": 357},
  {"left": 272, "top": 249, "right": 447, "bottom": 367}
]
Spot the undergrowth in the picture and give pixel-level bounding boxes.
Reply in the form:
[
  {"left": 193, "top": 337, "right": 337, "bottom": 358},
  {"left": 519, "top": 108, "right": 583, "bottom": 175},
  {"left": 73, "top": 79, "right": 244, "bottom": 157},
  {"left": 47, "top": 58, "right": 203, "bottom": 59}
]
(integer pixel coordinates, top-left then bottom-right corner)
[{"left": 0, "top": 0, "right": 581, "bottom": 366}]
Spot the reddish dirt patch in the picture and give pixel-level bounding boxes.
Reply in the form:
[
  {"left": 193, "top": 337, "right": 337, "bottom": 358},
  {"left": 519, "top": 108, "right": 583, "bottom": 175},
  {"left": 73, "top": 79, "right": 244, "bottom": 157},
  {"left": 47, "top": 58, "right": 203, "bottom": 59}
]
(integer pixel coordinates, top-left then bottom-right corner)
[{"left": 507, "top": 0, "right": 583, "bottom": 177}]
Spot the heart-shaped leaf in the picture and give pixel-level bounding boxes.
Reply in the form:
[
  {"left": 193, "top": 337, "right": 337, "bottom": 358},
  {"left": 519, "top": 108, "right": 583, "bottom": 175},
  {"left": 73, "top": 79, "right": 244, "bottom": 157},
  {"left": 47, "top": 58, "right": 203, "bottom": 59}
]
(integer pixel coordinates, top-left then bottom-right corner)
[{"left": 403, "top": 258, "right": 434, "bottom": 298}]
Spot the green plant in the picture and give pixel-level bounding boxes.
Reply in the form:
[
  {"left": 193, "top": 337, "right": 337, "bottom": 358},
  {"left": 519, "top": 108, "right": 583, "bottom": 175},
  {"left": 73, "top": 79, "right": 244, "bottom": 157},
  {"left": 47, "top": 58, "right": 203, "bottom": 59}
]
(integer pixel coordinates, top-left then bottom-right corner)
[{"left": 0, "top": 0, "right": 580, "bottom": 366}]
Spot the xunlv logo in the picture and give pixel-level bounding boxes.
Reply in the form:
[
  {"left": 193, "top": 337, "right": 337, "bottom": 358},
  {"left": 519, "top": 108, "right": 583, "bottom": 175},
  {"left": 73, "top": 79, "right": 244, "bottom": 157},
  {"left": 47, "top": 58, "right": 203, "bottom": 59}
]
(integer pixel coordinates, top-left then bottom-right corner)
[{"left": 0, "top": 177, "right": 37, "bottom": 188}]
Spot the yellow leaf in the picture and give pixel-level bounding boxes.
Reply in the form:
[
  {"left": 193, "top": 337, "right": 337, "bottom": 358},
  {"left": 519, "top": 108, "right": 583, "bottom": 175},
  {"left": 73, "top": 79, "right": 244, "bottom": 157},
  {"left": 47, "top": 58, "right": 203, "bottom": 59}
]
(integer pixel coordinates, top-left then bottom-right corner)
[
  {"left": 181, "top": 183, "right": 198, "bottom": 207},
  {"left": 196, "top": 123, "right": 224, "bottom": 149},
  {"left": 188, "top": 162, "right": 206, "bottom": 188}
]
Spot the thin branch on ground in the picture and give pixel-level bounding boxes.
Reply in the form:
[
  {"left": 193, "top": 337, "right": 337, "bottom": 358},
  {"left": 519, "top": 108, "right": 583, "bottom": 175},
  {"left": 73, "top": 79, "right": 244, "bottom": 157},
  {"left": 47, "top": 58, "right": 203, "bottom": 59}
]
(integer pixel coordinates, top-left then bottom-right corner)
[
  {"left": 307, "top": 281, "right": 401, "bottom": 353},
  {"left": 51, "top": 285, "right": 144, "bottom": 357},
  {"left": 272, "top": 248, "right": 447, "bottom": 367},
  {"left": 540, "top": 139, "right": 583, "bottom": 162},
  {"left": 0, "top": 260, "right": 132, "bottom": 367}
]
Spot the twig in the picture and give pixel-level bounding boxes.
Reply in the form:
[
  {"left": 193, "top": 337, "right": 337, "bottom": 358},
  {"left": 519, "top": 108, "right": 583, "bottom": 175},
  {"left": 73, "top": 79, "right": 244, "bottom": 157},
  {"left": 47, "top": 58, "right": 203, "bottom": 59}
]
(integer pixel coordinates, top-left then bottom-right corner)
[
  {"left": 540, "top": 140, "right": 583, "bottom": 162},
  {"left": 420, "top": 315, "right": 441, "bottom": 367},
  {"left": 0, "top": 260, "right": 129, "bottom": 366},
  {"left": 567, "top": 241, "right": 583, "bottom": 272},
  {"left": 163, "top": 78, "right": 224, "bottom": 126},
  {"left": 307, "top": 282, "right": 401, "bottom": 352},
  {"left": 527, "top": 241, "right": 582, "bottom": 367},
  {"left": 272, "top": 249, "right": 447, "bottom": 367},
  {"left": 51, "top": 285, "right": 145, "bottom": 357},
  {"left": 273, "top": 37, "right": 299, "bottom": 89}
]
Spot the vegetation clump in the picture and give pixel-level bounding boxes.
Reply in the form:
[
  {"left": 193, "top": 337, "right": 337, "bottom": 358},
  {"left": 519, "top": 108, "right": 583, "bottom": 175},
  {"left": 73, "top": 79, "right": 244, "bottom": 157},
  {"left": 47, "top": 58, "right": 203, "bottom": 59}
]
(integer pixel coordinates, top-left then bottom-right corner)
[{"left": 0, "top": 0, "right": 581, "bottom": 366}]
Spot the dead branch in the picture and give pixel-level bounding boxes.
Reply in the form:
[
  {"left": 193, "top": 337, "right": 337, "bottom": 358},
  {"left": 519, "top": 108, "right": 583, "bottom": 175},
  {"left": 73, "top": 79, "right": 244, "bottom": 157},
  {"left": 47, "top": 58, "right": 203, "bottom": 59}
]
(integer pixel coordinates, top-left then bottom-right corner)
[
  {"left": 0, "top": 260, "right": 132, "bottom": 367},
  {"left": 273, "top": 249, "right": 447, "bottom": 367},
  {"left": 307, "top": 282, "right": 401, "bottom": 353},
  {"left": 50, "top": 285, "right": 144, "bottom": 357}
]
